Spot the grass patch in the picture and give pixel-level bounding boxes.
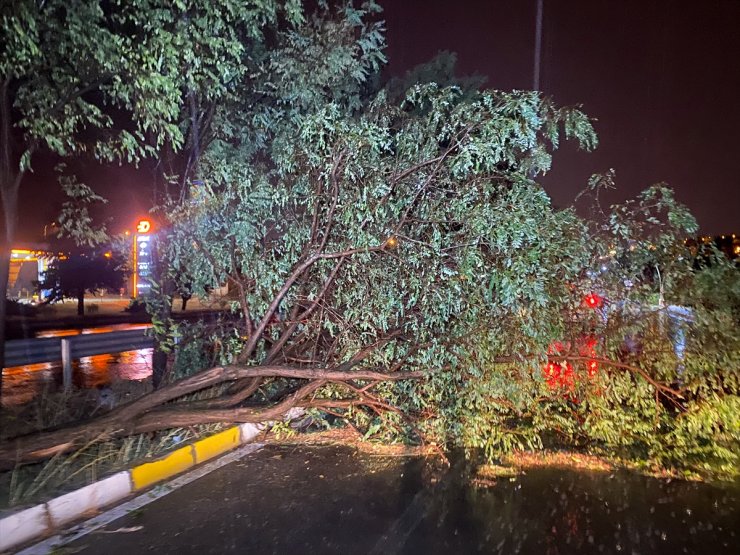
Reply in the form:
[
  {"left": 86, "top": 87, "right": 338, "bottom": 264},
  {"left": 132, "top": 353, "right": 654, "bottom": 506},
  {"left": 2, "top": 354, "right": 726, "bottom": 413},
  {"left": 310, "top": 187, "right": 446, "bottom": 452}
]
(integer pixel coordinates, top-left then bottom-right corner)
[
  {"left": 501, "top": 450, "right": 614, "bottom": 473},
  {"left": 0, "top": 423, "right": 228, "bottom": 510},
  {"left": 0, "top": 380, "right": 235, "bottom": 511}
]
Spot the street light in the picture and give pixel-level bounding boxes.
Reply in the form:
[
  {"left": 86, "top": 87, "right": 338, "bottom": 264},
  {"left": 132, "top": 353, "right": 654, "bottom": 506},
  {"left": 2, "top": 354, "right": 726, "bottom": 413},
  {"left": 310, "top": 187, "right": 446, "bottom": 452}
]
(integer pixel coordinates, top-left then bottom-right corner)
[{"left": 533, "top": 0, "right": 544, "bottom": 91}]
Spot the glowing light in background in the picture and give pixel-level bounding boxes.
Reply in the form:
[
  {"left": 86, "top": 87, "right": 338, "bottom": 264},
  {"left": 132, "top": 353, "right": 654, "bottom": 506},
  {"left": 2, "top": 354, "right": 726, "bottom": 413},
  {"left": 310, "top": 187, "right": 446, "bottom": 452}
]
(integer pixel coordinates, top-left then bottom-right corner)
[{"left": 583, "top": 293, "right": 603, "bottom": 309}]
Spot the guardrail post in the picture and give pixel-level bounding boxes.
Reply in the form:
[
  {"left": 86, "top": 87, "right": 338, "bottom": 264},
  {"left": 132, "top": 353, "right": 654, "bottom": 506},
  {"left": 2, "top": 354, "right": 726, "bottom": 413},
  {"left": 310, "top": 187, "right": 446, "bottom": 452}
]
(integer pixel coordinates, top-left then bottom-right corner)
[{"left": 61, "top": 338, "right": 73, "bottom": 390}]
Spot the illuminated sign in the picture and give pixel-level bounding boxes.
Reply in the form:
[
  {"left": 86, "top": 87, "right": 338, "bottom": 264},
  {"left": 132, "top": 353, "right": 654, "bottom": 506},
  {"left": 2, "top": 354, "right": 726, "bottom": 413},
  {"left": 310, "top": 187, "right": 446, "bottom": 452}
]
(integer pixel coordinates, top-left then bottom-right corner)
[
  {"left": 133, "top": 221, "right": 154, "bottom": 297},
  {"left": 136, "top": 219, "right": 152, "bottom": 234}
]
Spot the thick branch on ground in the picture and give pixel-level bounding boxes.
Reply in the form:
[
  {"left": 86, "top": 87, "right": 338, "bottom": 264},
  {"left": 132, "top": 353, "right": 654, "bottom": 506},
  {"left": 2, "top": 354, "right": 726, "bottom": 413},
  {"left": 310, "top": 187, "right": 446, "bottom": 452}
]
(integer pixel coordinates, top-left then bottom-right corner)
[
  {"left": 0, "top": 365, "right": 424, "bottom": 467},
  {"left": 131, "top": 380, "right": 326, "bottom": 433},
  {"left": 187, "top": 377, "right": 262, "bottom": 410}
]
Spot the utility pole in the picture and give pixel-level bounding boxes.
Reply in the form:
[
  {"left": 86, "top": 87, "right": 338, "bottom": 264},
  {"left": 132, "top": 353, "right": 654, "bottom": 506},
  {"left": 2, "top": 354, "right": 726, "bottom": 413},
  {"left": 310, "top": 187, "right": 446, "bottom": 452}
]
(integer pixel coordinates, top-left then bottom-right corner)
[{"left": 533, "top": 0, "right": 544, "bottom": 91}]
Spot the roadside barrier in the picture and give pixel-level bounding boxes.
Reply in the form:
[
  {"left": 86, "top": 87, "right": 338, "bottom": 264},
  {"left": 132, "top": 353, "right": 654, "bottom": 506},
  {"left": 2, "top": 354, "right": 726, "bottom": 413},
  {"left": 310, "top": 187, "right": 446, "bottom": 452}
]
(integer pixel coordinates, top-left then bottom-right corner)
[{"left": 4, "top": 329, "right": 153, "bottom": 389}]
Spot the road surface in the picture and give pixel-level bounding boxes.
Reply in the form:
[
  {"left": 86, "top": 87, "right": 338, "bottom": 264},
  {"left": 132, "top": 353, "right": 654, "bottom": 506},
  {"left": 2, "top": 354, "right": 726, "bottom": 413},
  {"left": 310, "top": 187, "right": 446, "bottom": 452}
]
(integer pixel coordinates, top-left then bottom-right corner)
[{"left": 45, "top": 444, "right": 740, "bottom": 555}]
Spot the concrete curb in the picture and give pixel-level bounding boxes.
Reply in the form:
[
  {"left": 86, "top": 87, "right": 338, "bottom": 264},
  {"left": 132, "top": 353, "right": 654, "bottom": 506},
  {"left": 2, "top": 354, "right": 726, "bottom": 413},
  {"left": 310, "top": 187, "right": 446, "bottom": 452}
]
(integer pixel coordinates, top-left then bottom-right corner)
[{"left": 0, "top": 422, "right": 263, "bottom": 553}]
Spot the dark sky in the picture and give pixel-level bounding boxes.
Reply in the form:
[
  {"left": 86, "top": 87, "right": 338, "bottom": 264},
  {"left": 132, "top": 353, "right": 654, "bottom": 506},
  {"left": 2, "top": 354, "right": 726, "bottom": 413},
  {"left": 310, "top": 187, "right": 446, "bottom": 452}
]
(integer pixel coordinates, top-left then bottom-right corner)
[
  {"left": 16, "top": 0, "right": 740, "bottom": 241},
  {"left": 383, "top": 0, "right": 740, "bottom": 233}
]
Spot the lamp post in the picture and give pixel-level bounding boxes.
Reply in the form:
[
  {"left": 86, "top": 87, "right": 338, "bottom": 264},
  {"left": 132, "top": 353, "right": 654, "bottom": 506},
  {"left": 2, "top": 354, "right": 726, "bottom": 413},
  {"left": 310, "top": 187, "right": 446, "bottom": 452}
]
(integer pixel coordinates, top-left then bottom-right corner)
[{"left": 533, "top": 0, "right": 544, "bottom": 91}]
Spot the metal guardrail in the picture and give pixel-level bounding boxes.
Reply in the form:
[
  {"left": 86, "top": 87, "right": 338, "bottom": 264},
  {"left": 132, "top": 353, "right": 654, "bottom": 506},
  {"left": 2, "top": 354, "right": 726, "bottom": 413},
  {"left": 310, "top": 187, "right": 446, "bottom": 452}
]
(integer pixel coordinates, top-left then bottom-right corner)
[
  {"left": 4, "top": 329, "right": 153, "bottom": 368},
  {"left": 4, "top": 336, "right": 62, "bottom": 367}
]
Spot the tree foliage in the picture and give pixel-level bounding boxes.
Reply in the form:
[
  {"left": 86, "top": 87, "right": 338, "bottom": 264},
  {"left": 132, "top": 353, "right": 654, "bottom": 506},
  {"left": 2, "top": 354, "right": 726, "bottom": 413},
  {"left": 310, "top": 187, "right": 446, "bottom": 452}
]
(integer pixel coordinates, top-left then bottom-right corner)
[
  {"left": 1, "top": 2, "right": 737, "bottom": 480},
  {"left": 160, "top": 76, "right": 737, "bottom": 478},
  {"left": 155, "top": 29, "right": 738, "bottom": 477},
  {"left": 0, "top": 0, "right": 304, "bottom": 378}
]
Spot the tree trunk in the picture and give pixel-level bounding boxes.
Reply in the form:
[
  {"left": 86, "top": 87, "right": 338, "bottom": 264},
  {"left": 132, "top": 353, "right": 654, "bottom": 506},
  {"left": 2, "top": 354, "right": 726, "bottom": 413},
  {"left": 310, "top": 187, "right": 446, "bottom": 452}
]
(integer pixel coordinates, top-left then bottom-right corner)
[
  {"left": 151, "top": 273, "right": 175, "bottom": 389},
  {"left": 0, "top": 245, "right": 10, "bottom": 371},
  {"left": 0, "top": 77, "right": 22, "bottom": 401},
  {"left": 152, "top": 349, "right": 168, "bottom": 387},
  {"left": 77, "top": 290, "right": 85, "bottom": 316},
  {"left": 149, "top": 90, "right": 207, "bottom": 387},
  {"left": 0, "top": 364, "right": 424, "bottom": 467}
]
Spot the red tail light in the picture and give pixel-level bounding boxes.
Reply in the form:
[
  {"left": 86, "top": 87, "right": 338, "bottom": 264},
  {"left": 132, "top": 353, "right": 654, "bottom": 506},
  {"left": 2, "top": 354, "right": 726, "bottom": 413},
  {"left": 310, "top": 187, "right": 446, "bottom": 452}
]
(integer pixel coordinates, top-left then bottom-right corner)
[{"left": 584, "top": 293, "right": 602, "bottom": 308}]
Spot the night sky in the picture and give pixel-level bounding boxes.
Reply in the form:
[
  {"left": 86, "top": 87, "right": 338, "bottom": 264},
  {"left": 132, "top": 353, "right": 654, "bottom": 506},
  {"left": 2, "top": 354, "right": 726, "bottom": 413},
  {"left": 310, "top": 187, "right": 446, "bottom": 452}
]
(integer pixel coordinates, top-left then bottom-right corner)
[
  {"left": 15, "top": 0, "right": 740, "bottom": 242},
  {"left": 383, "top": 0, "right": 740, "bottom": 233}
]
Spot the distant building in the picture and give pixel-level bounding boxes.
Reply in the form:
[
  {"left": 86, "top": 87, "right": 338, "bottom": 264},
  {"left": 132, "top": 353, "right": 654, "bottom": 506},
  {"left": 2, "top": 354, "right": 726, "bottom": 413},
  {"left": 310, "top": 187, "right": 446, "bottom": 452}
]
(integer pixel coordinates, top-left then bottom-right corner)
[{"left": 7, "top": 244, "right": 54, "bottom": 301}]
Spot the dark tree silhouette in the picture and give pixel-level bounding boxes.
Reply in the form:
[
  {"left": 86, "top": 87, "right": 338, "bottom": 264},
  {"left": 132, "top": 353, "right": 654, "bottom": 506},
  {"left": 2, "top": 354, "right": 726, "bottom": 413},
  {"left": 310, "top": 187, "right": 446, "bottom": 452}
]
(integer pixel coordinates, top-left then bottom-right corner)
[{"left": 39, "top": 251, "right": 124, "bottom": 316}]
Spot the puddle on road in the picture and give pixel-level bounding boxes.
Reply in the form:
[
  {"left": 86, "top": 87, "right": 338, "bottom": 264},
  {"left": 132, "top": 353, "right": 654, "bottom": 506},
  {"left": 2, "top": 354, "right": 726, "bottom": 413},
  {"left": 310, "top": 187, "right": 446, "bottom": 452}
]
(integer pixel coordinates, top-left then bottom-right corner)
[
  {"left": 1, "top": 348, "right": 153, "bottom": 406},
  {"left": 406, "top": 463, "right": 739, "bottom": 554},
  {"left": 2, "top": 324, "right": 153, "bottom": 407}
]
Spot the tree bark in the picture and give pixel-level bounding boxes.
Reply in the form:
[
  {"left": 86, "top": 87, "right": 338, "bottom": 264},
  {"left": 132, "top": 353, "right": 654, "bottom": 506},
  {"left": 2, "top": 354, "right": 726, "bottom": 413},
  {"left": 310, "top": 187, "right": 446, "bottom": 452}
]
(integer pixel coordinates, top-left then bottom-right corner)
[
  {"left": 76, "top": 290, "right": 85, "bottom": 316},
  {"left": 149, "top": 230, "right": 174, "bottom": 389},
  {"left": 151, "top": 276, "right": 174, "bottom": 389},
  {"left": 0, "top": 77, "right": 22, "bottom": 399},
  {"left": 0, "top": 364, "right": 424, "bottom": 467},
  {"left": 0, "top": 246, "right": 10, "bottom": 371}
]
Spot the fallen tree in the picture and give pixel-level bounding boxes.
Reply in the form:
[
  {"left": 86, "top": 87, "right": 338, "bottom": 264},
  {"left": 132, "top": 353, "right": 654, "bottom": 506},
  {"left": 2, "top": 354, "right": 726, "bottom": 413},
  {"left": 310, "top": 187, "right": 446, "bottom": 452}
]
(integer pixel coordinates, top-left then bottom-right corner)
[
  {"left": 2, "top": 3, "right": 738, "bottom": 479},
  {"left": 0, "top": 363, "right": 425, "bottom": 467},
  {"left": 0, "top": 353, "right": 690, "bottom": 468},
  {"left": 3, "top": 79, "right": 603, "bottom": 465}
]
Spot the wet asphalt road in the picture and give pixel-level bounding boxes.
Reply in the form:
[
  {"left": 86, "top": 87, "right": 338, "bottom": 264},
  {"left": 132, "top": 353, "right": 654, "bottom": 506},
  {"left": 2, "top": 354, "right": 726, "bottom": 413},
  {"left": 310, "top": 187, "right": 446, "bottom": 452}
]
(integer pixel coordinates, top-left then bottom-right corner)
[
  {"left": 60, "top": 445, "right": 739, "bottom": 555},
  {"left": 65, "top": 445, "right": 428, "bottom": 555}
]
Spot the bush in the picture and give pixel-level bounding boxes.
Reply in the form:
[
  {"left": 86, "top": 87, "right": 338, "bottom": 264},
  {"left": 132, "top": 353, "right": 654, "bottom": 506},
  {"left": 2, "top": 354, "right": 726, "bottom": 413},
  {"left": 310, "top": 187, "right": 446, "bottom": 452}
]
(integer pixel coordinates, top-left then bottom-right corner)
[
  {"left": 124, "top": 298, "right": 147, "bottom": 314},
  {"left": 4, "top": 298, "right": 38, "bottom": 317}
]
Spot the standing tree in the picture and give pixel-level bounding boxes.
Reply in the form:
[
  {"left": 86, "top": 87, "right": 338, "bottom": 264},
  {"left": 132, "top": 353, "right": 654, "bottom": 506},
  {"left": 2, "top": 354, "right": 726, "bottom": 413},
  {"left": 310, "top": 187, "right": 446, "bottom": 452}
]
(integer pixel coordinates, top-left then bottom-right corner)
[
  {"left": 39, "top": 249, "right": 124, "bottom": 316},
  {"left": 1, "top": 0, "right": 169, "bottom": 370},
  {"left": 0, "top": 0, "right": 303, "bottom": 387}
]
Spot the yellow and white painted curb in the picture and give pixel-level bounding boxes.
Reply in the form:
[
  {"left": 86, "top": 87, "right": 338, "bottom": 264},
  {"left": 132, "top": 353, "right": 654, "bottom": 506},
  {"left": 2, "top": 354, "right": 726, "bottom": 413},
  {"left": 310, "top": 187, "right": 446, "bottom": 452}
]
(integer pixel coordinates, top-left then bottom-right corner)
[{"left": 0, "top": 422, "right": 263, "bottom": 553}]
